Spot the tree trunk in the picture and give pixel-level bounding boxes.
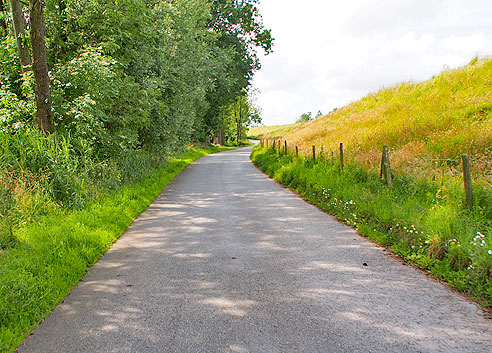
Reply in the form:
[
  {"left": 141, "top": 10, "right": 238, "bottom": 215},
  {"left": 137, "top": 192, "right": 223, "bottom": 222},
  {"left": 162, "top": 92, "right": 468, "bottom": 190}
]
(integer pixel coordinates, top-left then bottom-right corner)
[
  {"left": 238, "top": 101, "right": 244, "bottom": 141},
  {"left": 234, "top": 100, "right": 241, "bottom": 142},
  {"left": 235, "top": 115, "right": 240, "bottom": 142},
  {"left": 29, "top": 0, "right": 53, "bottom": 132},
  {"left": 9, "top": 0, "right": 32, "bottom": 72},
  {"left": 219, "top": 129, "right": 225, "bottom": 145}
]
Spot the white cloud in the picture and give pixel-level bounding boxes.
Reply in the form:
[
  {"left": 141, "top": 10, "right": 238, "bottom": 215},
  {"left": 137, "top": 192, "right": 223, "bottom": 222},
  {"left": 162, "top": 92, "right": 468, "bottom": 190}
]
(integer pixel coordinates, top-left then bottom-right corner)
[
  {"left": 253, "top": 0, "right": 492, "bottom": 125},
  {"left": 342, "top": 0, "right": 444, "bottom": 36},
  {"left": 441, "top": 33, "right": 486, "bottom": 52}
]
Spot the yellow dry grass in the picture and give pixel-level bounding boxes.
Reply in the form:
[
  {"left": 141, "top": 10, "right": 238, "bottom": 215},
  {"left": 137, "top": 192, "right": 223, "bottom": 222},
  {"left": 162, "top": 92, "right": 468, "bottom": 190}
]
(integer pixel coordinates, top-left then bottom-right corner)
[
  {"left": 260, "top": 58, "right": 492, "bottom": 180},
  {"left": 247, "top": 123, "right": 305, "bottom": 138}
]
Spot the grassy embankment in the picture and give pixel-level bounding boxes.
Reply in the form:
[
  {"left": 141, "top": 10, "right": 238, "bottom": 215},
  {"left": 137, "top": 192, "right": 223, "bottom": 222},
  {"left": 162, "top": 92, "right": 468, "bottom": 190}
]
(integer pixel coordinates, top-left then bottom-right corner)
[
  {"left": 247, "top": 123, "right": 304, "bottom": 140},
  {"left": 0, "top": 146, "right": 226, "bottom": 353},
  {"left": 251, "top": 58, "right": 492, "bottom": 309}
]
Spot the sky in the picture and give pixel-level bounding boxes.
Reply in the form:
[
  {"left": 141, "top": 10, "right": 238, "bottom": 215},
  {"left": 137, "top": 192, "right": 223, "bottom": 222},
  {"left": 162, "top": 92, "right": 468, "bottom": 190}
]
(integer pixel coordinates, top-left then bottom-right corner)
[{"left": 252, "top": 0, "right": 492, "bottom": 126}]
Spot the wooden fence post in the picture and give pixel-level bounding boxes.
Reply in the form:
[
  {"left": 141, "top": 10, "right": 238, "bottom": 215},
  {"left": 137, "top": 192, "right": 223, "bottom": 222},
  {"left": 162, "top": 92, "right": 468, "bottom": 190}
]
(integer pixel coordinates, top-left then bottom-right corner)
[
  {"left": 284, "top": 140, "right": 287, "bottom": 155},
  {"left": 313, "top": 145, "right": 316, "bottom": 161},
  {"left": 462, "top": 154, "right": 473, "bottom": 208},
  {"left": 296, "top": 146, "right": 299, "bottom": 158},
  {"left": 273, "top": 140, "right": 276, "bottom": 151},
  {"left": 380, "top": 149, "right": 385, "bottom": 178},
  {"left": 381, "top": 145, "right": 393, "bottom": 185},
  {"left": 340, "top": 143, "right": 344, "bottom": 170}
]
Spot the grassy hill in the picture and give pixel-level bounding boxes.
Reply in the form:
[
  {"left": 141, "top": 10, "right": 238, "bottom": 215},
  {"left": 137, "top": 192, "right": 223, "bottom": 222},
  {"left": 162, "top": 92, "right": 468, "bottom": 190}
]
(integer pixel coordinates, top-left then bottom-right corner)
[
  {"left": 254, "top": 58, "right": 492, "bottom": 179},
  {"left": 247, "top": 123, "right": 304, "bottom": 139}
]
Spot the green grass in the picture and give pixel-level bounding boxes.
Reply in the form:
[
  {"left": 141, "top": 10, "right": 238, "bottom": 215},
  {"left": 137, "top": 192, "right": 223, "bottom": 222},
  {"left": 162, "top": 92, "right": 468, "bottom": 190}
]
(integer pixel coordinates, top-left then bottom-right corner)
[
  {"left": 223, "top": 139, "right": 255, "bottom": 147},
  {"left": 251, "top": 146, "right": 492, "bottom": 310},
  {"left": 0, "top": 146, "right": 227, "bottom": 353},
  {"left": 246, "top": 135, "right": 261, "bottom": 140}
]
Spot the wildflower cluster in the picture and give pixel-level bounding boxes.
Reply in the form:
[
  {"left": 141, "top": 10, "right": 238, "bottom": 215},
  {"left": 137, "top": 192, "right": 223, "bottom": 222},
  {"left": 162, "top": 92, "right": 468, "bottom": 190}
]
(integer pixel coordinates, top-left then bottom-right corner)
[
  {"left": 319, "top": 188, "right": 360, "bottom": 228},
  {"left": 448, "top": 238, "right": 461, "bottom": 247},
  {"left": 471, "top": 231, "right": 487, "bottom": 248},
  {"left": 401, "top": 224, "right": 423, "bottom": 235},
  {"left": 321, "top": 188, "right": 330, "bottom": 200},
  {"left": 467, "top": 231, "right": 492, "bottom": 271}
]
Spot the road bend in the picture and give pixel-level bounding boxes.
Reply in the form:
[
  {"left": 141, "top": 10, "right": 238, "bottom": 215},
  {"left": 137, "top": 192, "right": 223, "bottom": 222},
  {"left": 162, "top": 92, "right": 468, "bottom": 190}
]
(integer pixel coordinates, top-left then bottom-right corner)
[{"left": 18, "top": 146, "right": 492, "bottom": 353}]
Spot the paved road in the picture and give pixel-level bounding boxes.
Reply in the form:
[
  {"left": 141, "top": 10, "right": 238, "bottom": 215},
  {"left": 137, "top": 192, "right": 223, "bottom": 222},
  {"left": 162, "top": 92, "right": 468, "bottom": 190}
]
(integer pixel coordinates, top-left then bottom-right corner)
[{"left": 18, "top": 146, "right": 492, "bottom": 353}]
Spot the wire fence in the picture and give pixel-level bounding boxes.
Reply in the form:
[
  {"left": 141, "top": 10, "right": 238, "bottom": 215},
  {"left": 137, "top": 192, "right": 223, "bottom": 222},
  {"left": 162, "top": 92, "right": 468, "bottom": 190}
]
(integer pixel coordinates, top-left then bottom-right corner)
[{"left": 260, "top": 137, "right": 492, "bottom": 208}]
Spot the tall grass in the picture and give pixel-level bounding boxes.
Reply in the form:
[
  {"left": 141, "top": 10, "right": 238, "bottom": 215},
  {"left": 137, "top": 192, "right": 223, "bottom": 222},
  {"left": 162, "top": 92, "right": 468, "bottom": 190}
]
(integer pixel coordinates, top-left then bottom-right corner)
[
  {"left": 286, "top": 59, "right": 492, "bottom": 160},
  {"left": 0, "top": 127, "right": 185, "bottom": 250},
  {"left": 247, "top": 123, "right": 304, "bottom": 139}
]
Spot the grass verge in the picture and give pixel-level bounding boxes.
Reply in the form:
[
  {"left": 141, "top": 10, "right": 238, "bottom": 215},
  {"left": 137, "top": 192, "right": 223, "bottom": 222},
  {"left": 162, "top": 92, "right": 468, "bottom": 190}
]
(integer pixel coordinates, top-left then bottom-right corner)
[
  {"left": 251, "top": 146, "right": 492, "bottom": 310},
  {"left": 0, "top": 146, "right": 227, "bottom": 353}
]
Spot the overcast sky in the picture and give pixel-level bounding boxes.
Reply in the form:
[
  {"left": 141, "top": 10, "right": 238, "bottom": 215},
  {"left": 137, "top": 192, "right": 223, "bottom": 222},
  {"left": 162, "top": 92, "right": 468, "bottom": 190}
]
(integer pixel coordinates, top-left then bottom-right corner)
[{"left": 252, "top": 0, "right": 492, "bottom": 126}]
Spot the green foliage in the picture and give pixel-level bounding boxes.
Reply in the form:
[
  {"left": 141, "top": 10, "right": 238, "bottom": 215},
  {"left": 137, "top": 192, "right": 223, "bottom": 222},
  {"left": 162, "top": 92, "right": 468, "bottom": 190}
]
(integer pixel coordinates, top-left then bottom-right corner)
[
  {"left": 296, "top": 112, "right": 313, "bottom": 123},
  {"left": 251, "top": 145, "right": 492, "bottom": 309},
  {"left": 0, "top": 36, "right": 36, "bottom": 132},
  {"left": 215, "top": 88, "right": 262, "bottom": 142},
  {"left": 2, "top": 0, "right": 273, "bottom": 155},
  {"left": 224, "top": 139, "right": 254, "bottom": 147},
  {"left": 204, "top": 0, "right": 273, "bottom": 136},
  {"left": 43, "top": 0, "right": 209, "bottom": 153},
  {"left": 0, "top": 36, "right": 24, "bottom": 97},
  {"left": 0, "top": 146, "right": 226, "bottom": 353}
]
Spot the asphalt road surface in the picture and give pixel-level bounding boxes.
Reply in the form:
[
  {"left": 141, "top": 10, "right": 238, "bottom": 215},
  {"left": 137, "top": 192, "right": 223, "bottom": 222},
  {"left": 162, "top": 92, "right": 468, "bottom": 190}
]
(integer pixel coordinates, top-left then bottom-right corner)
[{"left": 18, "top": 145, "right": 492, "bottom": 353}]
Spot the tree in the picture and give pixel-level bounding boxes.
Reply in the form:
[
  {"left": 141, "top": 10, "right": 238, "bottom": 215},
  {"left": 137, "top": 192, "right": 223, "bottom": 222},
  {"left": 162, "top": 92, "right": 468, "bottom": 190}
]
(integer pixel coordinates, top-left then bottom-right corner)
[
  {"left": 205, "top": 0, "right": 273, "bottom": 139},
  {"left": 296, "top": 112, "right": 312, "bottom": 123},
  {"left": 9, "top": 0, "right": 31, "bottom": 72},
  {"left": 230, "top": 88, "right": 262, "bottom": 142},
  {"left": 315, "top": 110, "right": 323, "bottom": 118},
  {"left": 233, "top": 94, "right": 248, "bottom": 141},
  {"left": 29, "top": 0, "right": 53, "bottom": 131}
]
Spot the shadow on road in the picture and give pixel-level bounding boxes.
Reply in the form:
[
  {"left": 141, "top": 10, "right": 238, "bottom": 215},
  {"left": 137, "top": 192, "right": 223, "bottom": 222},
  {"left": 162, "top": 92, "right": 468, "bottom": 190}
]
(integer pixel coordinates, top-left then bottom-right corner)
[{"left": 19, "top": 148, "right": 492, "bottom": 353}]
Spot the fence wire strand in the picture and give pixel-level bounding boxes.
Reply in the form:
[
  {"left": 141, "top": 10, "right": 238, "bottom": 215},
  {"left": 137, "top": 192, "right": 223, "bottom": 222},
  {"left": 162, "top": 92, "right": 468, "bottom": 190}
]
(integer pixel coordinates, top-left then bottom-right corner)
[{"left": 260, "top": 138, "right": 492, "bottom": 184}]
